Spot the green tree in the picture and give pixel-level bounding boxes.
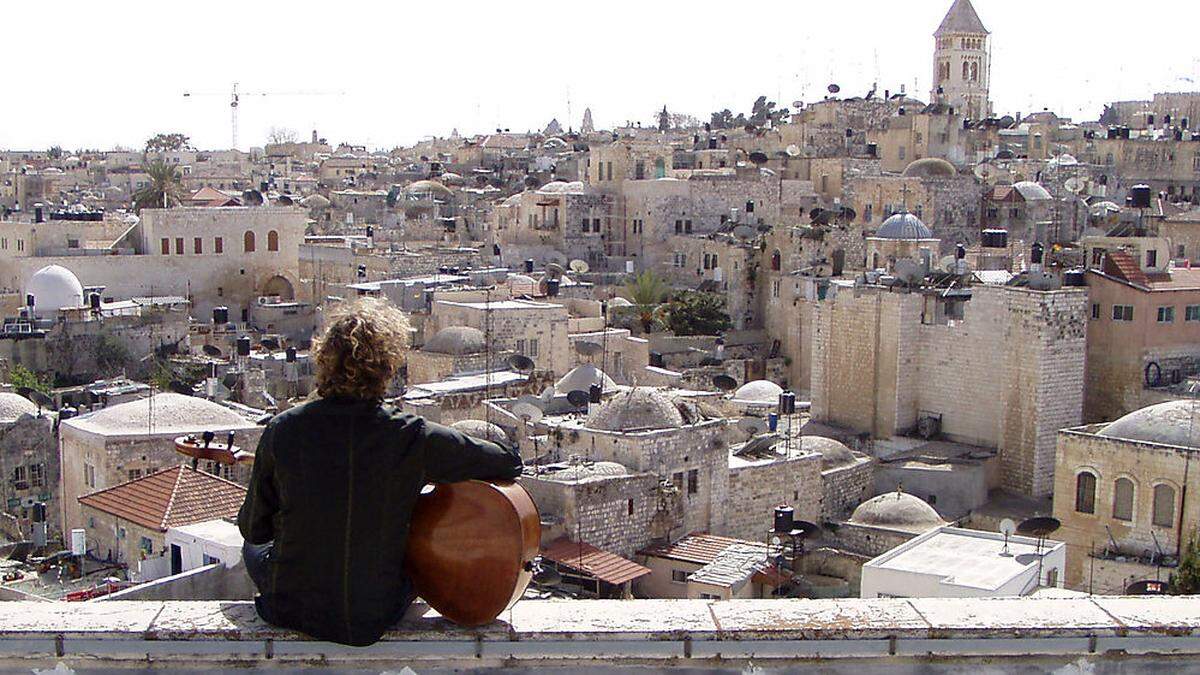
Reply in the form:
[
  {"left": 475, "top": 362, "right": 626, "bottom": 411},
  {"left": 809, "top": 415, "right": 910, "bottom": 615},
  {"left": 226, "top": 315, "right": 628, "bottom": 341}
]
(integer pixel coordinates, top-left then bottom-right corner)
[
  {"left": 133, "top": 160, "right": 186, "bottom": 212},
  {"left": 144, "top": 132, "right": 192, "bottom": 154},
  {"left": 94, "top": 334, "right": 131, "bottom": 376},
  {"left": 7, "top": 364, "right": 51, "bottom": 395},
  {"left": 624, "top": 270, "right": 670, "bottom": 334},
  {"left": 664, "top": 291, "right": 733, "bottom": 336},
  {"left": 47, "top": 145, "right": 64, "bottom": 160},
  {"left": 1171, "top": 536, "right": 1200, "bottom": 595}
]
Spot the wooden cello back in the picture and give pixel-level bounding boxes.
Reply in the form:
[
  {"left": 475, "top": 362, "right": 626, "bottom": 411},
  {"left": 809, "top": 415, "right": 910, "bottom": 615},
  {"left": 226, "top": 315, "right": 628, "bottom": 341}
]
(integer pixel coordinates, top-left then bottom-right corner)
[{"left": 404, "top": 480, "right": 540, "bottom": 627}]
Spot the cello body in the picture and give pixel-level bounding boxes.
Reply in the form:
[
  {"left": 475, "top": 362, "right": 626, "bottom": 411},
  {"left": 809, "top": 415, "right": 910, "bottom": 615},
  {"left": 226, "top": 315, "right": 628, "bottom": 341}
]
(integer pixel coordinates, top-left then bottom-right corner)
[{"left": 404, "top": 480, "right": 540, "bottom": 627}]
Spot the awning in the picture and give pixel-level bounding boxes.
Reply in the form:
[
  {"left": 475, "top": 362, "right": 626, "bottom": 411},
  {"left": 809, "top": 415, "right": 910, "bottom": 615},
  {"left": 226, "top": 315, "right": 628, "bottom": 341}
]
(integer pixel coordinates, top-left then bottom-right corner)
[{"left": 541, "top": 538, "right": 651, "bottom": 586}]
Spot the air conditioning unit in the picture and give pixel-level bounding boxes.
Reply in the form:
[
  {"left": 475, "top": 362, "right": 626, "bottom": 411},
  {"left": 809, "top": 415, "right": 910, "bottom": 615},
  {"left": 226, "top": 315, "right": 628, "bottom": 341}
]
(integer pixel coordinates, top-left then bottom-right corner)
[{"left": 917, "top": 414, "right": 942, "bottom": 440}]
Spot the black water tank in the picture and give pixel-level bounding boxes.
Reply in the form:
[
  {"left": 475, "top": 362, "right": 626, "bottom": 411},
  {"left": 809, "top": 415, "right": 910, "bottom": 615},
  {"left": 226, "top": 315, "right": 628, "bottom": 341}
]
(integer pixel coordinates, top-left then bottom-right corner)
[
  {"left": 366, "top": 225, "right": 374, "bottom": 239},
  {"left": 589, "top": 383, "right": 602, "bottom": 404},
  {"left": 236, "top": 336, "right": 251, "bottom": 357},
  {"left": 1031, "top": 242, "right": 1045, "bottom": 265},
  {"left": 285, "top": 346, "right": 297, "bottom": 363},
  {"left": 1130, "top": 184, "right": 1152, "bottom": 209},
  {"left": 545, "top": 278, "right": 560, "bottom": 297},
  {"left": 1062, "top": 270, "right": 1086, "bottom": 287},
  {"left": 773, "top": 505, "right": 795, "bottom": 534},
  {"left": 213, "top": 306, "right": 229, "bottom": 324},
  {"left": 89, "top": 293, "right": 101, "bottom": 310},
  {"left": 866, "top": 143, "right": 878, "bottom": 157},
  {"left": 649, "top": 351, "right": 664, "bottom": 368},
  {"left": 778, "top": 391, "right": 796, "bottom": 415},
  {"left": 524, "top": 259, "right": 534, "bottom": 273},
  {"left": 25, "top": 294, "right": 34, "bottom": 308},
  {"left": 34, "top": 205, "right": 44, "bottom": 223}
]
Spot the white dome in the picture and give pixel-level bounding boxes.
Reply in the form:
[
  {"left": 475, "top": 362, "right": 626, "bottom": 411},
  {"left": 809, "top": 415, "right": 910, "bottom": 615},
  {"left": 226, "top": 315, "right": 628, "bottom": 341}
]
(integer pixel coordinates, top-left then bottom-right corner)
[
  {"left": 450, "top": 419, "right": 507, "bottom": 444},
  {"left": 62, "top": 393, "right": 257, "bottom": 438},
  {"left": 26, "top": 265, "right": 85, "bottom": 317},
  {"left": 850, "top": 491, "right": 945, "bottom": 533},
  {"left": 1098, "top": 401, "right": 1200, "bottom": 448},
  {"left": 587, "top": 387, "right": 684, "bottom": 432},
  {"left": 0, "top": 393, "right": 39, "bottom": 424},
  {"left": 555, "top": 364, "right": 617, "bottom": 396},
  {"left": 731, "top": 380, "right": 783, "bottom": 406},
  {"left": 1013, "top": 181, "right": 1052, "bottom": 201}
]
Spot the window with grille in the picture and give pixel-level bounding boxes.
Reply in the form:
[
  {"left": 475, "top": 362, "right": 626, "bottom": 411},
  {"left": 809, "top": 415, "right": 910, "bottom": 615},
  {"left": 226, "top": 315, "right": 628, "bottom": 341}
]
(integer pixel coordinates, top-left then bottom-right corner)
[{"left": 1075, "top": 471, "right": 1096, "bottom": 514}]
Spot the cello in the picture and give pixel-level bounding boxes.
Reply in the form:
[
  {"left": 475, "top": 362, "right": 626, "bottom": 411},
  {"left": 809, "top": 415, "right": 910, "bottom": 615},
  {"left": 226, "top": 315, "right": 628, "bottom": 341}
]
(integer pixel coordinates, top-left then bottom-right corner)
[{"left": 175, "top": 434, "right": 541, "bottom": 627}]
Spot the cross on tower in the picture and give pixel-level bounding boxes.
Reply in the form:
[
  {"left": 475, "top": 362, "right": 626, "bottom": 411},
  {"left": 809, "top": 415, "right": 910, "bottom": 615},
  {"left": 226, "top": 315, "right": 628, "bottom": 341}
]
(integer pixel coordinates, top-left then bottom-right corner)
[{"left": 899, "top": 183, "right": 912, "bottom": 212}]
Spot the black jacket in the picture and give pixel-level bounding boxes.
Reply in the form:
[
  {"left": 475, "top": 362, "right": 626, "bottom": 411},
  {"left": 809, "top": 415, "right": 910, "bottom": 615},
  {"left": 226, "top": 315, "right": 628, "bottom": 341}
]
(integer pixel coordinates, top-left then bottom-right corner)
[{"left": 237, "top": 397, "right": 523, "bottom": 646}]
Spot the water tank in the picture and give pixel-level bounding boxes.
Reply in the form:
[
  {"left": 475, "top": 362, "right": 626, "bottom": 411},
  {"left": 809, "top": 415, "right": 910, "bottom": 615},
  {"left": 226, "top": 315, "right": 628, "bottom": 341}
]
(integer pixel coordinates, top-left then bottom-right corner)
[
  {"left": 70, "top": 529, "right": 86, "bottom": 556},
  {"left": 1062, "top": 270, "right": 1087, "bottom": 287},
  {"left": 212, "top": 306, "right": 229, "bottom": 325},
  {"left": 285, "top": 346, "right": 297, "bottom": 363},
  {"left": 773, "top": 505, "right": 795, "bottom": 534},
  {"left": 236, "top": 336, "right": 251, "bottom": 357},
  {"left": 545, "top": 278, "right": 560, "bottom": 297},
  {"left": 778, "top": 391, "right": 796, "bottom": 415},
  {"left": 523, "top": 259, "right": 535, "bottom": 273},
  {"left": 649, "top": 351, "right": 664, "bottom": 368},
  {"left": 1130, "top": 184, "right": 1152, "bottom": 209}
]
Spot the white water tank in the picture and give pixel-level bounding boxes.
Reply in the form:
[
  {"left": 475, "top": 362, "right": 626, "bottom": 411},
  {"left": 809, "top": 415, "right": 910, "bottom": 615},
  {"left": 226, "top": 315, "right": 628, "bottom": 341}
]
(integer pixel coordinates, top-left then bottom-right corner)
[{"left": 70, "top": 528, "right": 86, "bottom": 556}]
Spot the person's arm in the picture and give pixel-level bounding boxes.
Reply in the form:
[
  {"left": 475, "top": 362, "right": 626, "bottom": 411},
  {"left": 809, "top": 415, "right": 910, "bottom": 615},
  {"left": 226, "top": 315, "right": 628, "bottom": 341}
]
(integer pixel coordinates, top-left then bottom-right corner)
[
  {"left": 421, "top": 419, "right": 522, "bottom": 484},
  {"left": 238, "top": 425, "right": 279, "bottom": 545}
]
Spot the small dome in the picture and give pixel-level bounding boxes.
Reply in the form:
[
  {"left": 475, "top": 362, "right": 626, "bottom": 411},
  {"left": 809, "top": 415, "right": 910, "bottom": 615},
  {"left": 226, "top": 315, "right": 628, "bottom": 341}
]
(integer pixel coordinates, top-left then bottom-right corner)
[
  {"left": 902, "top": 157, "right": 956, "bottom": 178},
  {"left": 731, "top": 380, "right": 783, "bottom": 406},
  {"left": 450, "top": 419, "right": 507, "bottom": 444},
  {"left": 555, "top": 364, "right": 616, "bottom": 396},
  {"left": 801, "top": 436, "right": 858, "bottom": 469},
  {"left": 507, "top": 273, "right": 536, "bottom": 285},
  {"left": 1013, "top": 181, "right": 1052, "bottom": 201},
  {"left": 406, "top": 180, "right": 453, "bottom": 199},
  {"left": 536, "top": 180, "right": 586, "bottom": 195},
  {"left": 608, "top": 297, "right": 633, "bottom": 308},
  {"left": 26, "top": 265, "right": 85, "bottom": 317},
  {"left": 1090, "top": 201, "right": 1121, "bottom": 215},
  {"left": 423, "top": 326, "right": 486, "bottom": 355},
  {"left": 300, "top": 194, "right": 331, "bottom": 208},
  {"left": 874, "top": 212, "right": 933, "bottom": 240},
  {"left": 1048, "top": 153, "right": 1078, "bottom": 167},
  {"left": 850, "top": 491, "right": 944, "bottom": 532},
  {"left": 63, "top": 393, "right": 255, "bottom": 437},
  {"left": 587, "top": 387, "right": 684, "bottom": 432},
  {"left": 440, "top": 172, "right": 464, "bottom": 184},
  {"left": 0, "top": 393, "right": 39, "bottom": 424},
  {"left": 1098, "top": 401, "right": 1200, "bottom": 448}
]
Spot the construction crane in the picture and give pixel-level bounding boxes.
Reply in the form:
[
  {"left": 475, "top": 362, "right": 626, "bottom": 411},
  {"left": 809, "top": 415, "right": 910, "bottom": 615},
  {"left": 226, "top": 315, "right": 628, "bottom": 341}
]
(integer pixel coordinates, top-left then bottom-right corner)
[{"left": 181, "top": 82, "right": 343, "bottom": 149}]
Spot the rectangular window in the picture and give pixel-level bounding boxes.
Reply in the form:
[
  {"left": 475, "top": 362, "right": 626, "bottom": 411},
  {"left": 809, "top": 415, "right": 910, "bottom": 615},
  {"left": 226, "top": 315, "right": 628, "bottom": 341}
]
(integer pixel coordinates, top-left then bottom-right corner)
[
  {"left": 11, "top": 465, "right": 27, "bottom": 485},
  {"left": 671, "top": 569, "right": 688, "bottom": 583},
  {"left": 194, "top": 237, "right": 203, "bottom": 254},
  {"left": 592, "top": 218, "right": 601, "bottom": 233},
  {"left": 515, "top": 339, "right": 526, "bottom": 356},
  {"left": 529, "top": 339, "right": 539, "bottom": 357},
  {"left": 214, "top": 237, "right": 223, "bottom": 253},
  {"left": 672, "top": 471, "right": 683, "bottom": 491},
  {"left": 1091, "top": 303, "right": 1100, "bottom": 320},
  {"left": 685, "top": 220, "right": 692, "bottom": 233},
  {"left": 139, "top": 537, "right": 153, "bottom": 555},
  {"left": 128, "top": 468, "right": 142, "bottom": 480},
  {"left": 203, "top": 554, "right": 221, "bottom": 565},
  {"left": 581, "top": 218, "right": 589, "bottom": 233},
  {"left": 1157, "top": 306, "right": 1175, "bottom": 323},
  {"left": 161, "top": 238, "right": 170, "bottom": 255},
  {"left": 687, "top": 469, "right": 699, "bottom": 495},
  {"left": 1112, "top": 305, "right": 1134, "bottom": 321},
  {"left": 29, "top": 463, "right": 44, "bottom": 487},
  {"left": 175, "top": 237, "right": 184, "bottom": 255},
  {"left": 1186, "top": 305, "right": 1200, "bottom": 322},
  {"left": 627, "top": 499, "right": 634, "bottom": 516},
  {"left": 1146, "top": 250, "right": 1158, "bottom": 268},
  {"left": 675, "top": 220, "right": 682, "bottom": 234}
]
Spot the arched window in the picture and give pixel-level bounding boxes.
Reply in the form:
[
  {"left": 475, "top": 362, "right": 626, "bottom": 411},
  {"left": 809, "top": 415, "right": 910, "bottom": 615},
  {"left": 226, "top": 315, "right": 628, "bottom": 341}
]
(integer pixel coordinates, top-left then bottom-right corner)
[
  {"left": 1075, "top": 471, "right": 1097, "bottom": 514},
  {"left": 243, "top": 231, "right": 256, "bottom": 253},
  {"left": 970, "top": 62, "right": 979, "bottom": 82},
  {"left": 1113, "top": 477, "right": 1134, "bottom": 521},
  {"left": 771, "top": 250, "right": 781, "bottom": 271},
  {"left": 962, "top": 62, "right": 970, "bottom": 81},
  {"left": 267, "top": 230, "right": 279, "bottom": 252},
  {"left": 1153, "top": 484, "right": 1176, "bottom": 528}
]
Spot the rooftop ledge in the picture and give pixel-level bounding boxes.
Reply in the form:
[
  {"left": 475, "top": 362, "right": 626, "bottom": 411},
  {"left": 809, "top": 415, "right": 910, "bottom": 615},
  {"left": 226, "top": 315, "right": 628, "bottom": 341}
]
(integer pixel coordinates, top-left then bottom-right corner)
[{"left": 1, "top": 597, "right": 1200, "bottom": 670}]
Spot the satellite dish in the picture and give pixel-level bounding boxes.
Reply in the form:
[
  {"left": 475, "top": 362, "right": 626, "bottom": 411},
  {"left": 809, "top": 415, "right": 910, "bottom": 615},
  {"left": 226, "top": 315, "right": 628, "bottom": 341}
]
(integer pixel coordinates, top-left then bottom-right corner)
[
  {"left": 574, "top": 341, "right": 603, "bottom": 357},
  {"left": 738, "top": 417, "right": 766, "bottom": 436},
  {"left": 221, "top": 373, "right": 240, "bottom": 390},
  {"left": 16, "top": 387, "right": 54, "bottom": 410},
  {"left": 712, "top": 374, "right": 738, "bottom": 392},
  {"left": 827, "top": 83, "right": 841, "bottom": 94},
  {"left": 1017, "top": 516, "right": 1061, "bottom": 537},
  {"left": 792, "top": 520, "right": 821, "bottom": 537},
  {"left": 732, "top": 225, "right": 755, "bottom": 240},
  {"left": 748, "top": 151, "right": 769, "bottom": 165},
  {"left": 566, "top": 390, "right": 590, "bottom": 407},
  {"left": 785, "top": 145, "right": 801, "bottom": 157},
  {"left": 202, "top": 344, "right": 223, "bottom": 358},
  {"left": 756, "top": 223, "right": 773, "bottom": 233},
  {"left": 1064, "top": 177, "right": 1086, "bottom": 194},
  {"left": 998, "top": 518, "right": 1017, "bottom": 537},
  {"left": 507, "top": 354, "right": 535, "bottom": 371},
  {"left": 167, "top": 380, "right": 193, "bottom": 396},
  {"left": 545, "top": 262, "right": 565, "bottom": 280},
  {"left": 569, "top": 259, "right": 590, "bottom": 274},
  {"left": 513, "top": 402, "right": 543, "bottom": 423}
]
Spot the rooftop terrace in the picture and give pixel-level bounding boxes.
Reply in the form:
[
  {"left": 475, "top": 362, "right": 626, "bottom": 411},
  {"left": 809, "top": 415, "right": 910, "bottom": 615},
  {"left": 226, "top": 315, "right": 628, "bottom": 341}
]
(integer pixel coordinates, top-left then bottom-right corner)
[{"left": 2, "top": 596, "right": 1199, "bottom": 670}]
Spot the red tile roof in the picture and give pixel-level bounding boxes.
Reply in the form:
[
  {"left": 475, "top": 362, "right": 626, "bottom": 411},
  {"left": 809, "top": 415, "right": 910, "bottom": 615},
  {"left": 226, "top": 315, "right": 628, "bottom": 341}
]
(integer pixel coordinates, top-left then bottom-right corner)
[
  {"left": 1148, "top": 267, "right": 1200, "bottom": 291},
  {"left": 639, "top": 532, "right": 757, "bottom": 565},
  {"left": 1101, "top": 250, "right": 1149, "bottom": 287},
  {"left": 541, "top": 538, "right": 651, "bottom": 586},
  {"left": 78, "top": 465, "right": 246, "bottom": 532}
]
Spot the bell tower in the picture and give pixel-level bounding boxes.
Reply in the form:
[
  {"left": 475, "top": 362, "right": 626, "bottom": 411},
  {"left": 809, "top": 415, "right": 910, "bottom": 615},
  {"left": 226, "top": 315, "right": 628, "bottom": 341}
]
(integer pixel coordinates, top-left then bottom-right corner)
[{"left": 931, "top": 0, "right": 992, "bottom": 120}]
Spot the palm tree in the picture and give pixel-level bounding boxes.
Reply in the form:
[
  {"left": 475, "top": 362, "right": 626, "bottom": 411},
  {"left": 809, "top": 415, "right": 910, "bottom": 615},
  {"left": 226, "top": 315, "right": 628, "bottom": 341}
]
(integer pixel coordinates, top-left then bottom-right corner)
[
  {"left": 133, "top": 159, "right": 185, "bottom": 213},
  {"left": 624, "top": 270, "right": 669, "bottom": 334}
]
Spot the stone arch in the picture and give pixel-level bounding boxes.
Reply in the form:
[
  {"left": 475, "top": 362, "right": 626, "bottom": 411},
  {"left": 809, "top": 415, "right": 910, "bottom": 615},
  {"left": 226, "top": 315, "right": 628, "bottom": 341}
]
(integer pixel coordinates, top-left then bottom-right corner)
[
  {"left": 260, "top": 275, "right": 294, "bottom": 301},
  {"left": 267, "top": 230, "right": 279, "bottom": 252},
  {"left": 244, "top": 231, "right": 256, "bottom": 253}
]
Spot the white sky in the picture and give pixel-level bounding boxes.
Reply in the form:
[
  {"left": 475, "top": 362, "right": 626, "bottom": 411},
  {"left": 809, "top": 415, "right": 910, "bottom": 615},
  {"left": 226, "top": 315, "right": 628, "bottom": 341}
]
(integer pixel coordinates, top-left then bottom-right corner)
[{"left": 4, "top": 0, "right": 1197, "bottom": 152}]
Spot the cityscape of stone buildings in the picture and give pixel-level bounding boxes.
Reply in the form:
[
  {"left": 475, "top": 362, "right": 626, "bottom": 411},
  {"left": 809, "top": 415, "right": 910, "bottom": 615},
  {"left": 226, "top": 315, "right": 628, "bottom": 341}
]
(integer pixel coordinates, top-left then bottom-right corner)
[{"left": 0, "top": 0, "right": 1199, "bottom": 667}]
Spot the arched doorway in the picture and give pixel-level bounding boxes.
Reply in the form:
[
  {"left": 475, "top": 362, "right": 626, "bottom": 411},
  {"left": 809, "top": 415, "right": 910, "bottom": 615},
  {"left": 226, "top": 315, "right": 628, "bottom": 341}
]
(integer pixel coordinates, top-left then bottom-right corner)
[{"left": 260, "top": 275, "right": 295, "bottom": 301}]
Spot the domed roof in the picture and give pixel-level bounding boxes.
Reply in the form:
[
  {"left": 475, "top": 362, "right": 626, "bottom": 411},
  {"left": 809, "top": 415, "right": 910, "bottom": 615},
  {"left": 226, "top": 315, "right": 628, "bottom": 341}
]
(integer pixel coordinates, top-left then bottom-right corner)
[
  {"left": 0, "top": 393, "right": 38, "bottom": 424},
  {"left": 300, "top": 193, "right": 331, "bottom": 208},
  {"left": 1097, "top": 401, "right": 1200, "bottom": 448},
  {"left": 423, "top": 326, "right": 486, "bottom": 355},
  {"left": 406, "top": 180, "right": 453, "bottom": 198},
  {"left": 450, "top": 419, "right": 507, "bottom": 444},
  {"left": 555, "top": 364, "right": 617, "bottom": 396},
  {"left": 586, "top": 387, "right": 684, "bottom": 432},
  {"left": 800, "top": 436, "right": 858, "bottom": 469},
  {"left": 849, "top": 491, "right": 945, "bottom": 532},
  {"left": 608, "top": 297, "right": 634, "bottom": 308},
  {"left": 1047, "top": 153, "right": 1078, "bottom": 167},
  {"left": 62, "top": 393, "right": 256, "bottom": 438},
  {"left": 902, "top": 157, "right": 957, "bottom": 178},
  {"left": 1013, "top": 181, "right": 1052, "bottom": 201},
  {"left": 507, "top": 273, "right": 536, "bottom": 285},
  {"left": 731, "top": 380, "right": 783, "bottom": 406},
  {"left": 26, "top": 265, "right": 85, "bottom": 317},
  {"left": 536, "top": 180, "right": 586, "bottom": 195},
  {"left": 874, "top": 212, "right": 933, "bottom": 240},
  {"left": 440, "top": 172, "right": 464, "bottom": 184}
]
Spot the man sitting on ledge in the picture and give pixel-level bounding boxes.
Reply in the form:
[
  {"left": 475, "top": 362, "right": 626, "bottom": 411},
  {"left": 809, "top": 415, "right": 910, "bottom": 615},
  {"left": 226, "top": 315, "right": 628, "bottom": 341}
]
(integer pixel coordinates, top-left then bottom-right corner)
[{"left": 238, "top": 298, "right": 523, "bottom": 647}]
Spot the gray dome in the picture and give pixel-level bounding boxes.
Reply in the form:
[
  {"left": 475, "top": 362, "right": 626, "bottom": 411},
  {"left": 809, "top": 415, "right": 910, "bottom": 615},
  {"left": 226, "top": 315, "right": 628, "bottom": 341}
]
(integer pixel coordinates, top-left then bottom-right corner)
[
  {"left": 1098, "top": 401, "right": 1200, "bottom": 448},
  {"left": 300, "top": 194, "right": 331, "bottom": 208},
  {"left": 450, "top": 419, "right": 507, "bottom": 444},
  {"left": 0, "top": 393, "right": 39, "bottom": 424},
  {"left": 406, "top": 180, "right": 453, "bottom": 199},
  {"left": 902, "top": 157, "right": 956, "bottom": 178},
  {"left": 587, "top": 387, "right": 684, "bottom": 432},
  {"left": 555, "top": 364, "right": 616, "bottom": 396},
  {"left": 731, "top": 380, "right": 783, "bottom": 406},
  {"left": 423, "top": 326, "right": 486, "bottom": 355},
  {"left": 62, "top": 393, "right": 255, "bottom": 437},
  {"left": 850, "top": 491, "right": 944, "bottom": 532},
  {"left": 874, "top": 212, "right": 933, "bottom": 240},
  {"left": 801, "top": 436, "right": 858, "bottom": 469},
  {"left": 1013, "top": 181, "right": 1052, "bottom": 201}
]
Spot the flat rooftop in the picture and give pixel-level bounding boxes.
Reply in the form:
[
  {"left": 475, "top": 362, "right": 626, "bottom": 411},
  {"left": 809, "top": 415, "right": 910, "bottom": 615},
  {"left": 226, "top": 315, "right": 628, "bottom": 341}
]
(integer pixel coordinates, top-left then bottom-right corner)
[{"left": 865, "top": 526, "right": 1063, "bottom": 592}]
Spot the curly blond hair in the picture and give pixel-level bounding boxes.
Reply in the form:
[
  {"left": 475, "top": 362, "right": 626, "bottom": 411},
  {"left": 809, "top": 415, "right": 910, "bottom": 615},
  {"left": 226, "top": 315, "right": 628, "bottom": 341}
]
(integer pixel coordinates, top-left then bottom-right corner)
[{"left": 313, "top": 298, "right": 410, "bottom": 400}]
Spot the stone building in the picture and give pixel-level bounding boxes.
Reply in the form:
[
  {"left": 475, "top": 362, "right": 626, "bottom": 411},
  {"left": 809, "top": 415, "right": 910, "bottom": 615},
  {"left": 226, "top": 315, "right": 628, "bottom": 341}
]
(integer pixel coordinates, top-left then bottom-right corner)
[
  {"left": 833, "top": 491, "right": 946, "bottom": 559},
  {"left": 844, "top": 172, "right": 981, "bottom": 254},
  {"left": 0, "top": 394, "right": 58, "bottom": 541},
  {"left": 981, "top": 181, "right": 1055, "bottom": 245},
  {"left": 864, "top": 212, "right": 941, "bottom": 272},
  {"left": 491, "top": 181, "right": 612, "bottom": 268},
  {"left": 1052, "top": 401, "right": 1200, "bottom": 592},
  {"left": 58, "top": 393, "right": 261, "bottom": 537},
  {"left": 426, "top": 298, "right": 570, "bottom": 376},
  {"left": 810, "top": 282, "right": 1089, "bottom": 497},
  {"left": 930, "top": 0, "right": 992, "bottom": 121}
]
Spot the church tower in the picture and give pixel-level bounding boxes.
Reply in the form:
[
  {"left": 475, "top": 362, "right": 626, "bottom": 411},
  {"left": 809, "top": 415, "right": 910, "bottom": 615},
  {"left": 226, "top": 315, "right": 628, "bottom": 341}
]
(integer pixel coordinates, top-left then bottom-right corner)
[{"left": 931, "top": 0, "right": 991, "bottom": 120}]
